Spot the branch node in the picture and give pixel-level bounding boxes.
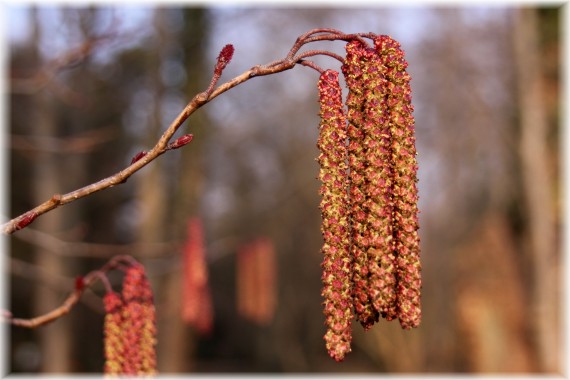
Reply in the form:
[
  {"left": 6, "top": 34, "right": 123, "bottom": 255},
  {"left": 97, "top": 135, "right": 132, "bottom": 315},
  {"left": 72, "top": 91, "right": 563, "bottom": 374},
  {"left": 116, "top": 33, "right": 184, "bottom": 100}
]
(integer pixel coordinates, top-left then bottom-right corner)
[{"left": 51, "top": 194, "right": 62, "bottom": 205}]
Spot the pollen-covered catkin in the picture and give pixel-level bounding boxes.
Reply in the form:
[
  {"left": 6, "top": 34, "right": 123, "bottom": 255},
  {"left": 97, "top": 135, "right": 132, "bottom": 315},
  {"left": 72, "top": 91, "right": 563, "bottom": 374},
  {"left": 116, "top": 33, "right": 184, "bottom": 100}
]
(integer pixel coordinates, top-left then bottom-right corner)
[
  {"left": 103, "top": 292, "right": 124, "bottom": 375},
  {"left": 360, "top": 42, "right": 399, "bottom": 321},
  {"left": 121, "top": 263, "right": 158, "bottom": 375},
  {"left": 342, "top": 41, "right": 380, "bottom": 331},
  {"left": 374, "top": 35, "right": 421, "bottom": 329},
  {"left": 317, "top": 69, "right": 353, "bottom": 361}
]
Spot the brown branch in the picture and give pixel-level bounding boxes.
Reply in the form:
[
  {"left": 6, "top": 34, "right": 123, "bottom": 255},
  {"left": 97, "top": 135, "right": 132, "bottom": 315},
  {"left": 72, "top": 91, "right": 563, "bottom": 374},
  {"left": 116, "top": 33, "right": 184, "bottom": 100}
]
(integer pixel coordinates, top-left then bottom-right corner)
[
  {"left": 10, "top": 257, "right": 103, "bottom": 312},
  {"left": 295, "top": 50, "right": 345, "bottom": 64},
  {"left": 5, "top": 255, "right": 134, "bottom": 328},
  {"left": 299, "top": 60, "right": 325, "bottom": 74},
  {"left": 2, "top": 29, "right": 375, "bottom": 236},
  {"left": 9, "top": 290, "right": 83, "bottom": 328}
]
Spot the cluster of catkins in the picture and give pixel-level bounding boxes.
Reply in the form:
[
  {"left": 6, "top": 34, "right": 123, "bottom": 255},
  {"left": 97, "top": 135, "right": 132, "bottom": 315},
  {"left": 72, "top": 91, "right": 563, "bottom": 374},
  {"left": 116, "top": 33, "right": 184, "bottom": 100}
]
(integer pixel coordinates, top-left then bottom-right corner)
[
  {"left": 103, "top": 263, "right": 157, "bottom": 375},
  {"left": 317, "top": 35, "right": 421, "bottom": 362}
]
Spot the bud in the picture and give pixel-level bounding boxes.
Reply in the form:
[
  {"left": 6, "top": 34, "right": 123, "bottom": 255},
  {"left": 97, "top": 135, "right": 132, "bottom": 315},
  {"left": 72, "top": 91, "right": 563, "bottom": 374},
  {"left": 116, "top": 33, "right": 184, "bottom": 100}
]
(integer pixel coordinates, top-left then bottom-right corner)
[
  {"left": 15, "top": 211, "right": 37, "bottom": 231},
  {"left": 214, "top": 44, "right": 235, "bottom": 75},
  {"left": 168, "top": 134, "right": 194, "bottom": 150},
  {"left": 130, "top": 150, "right": 147, "bottom": 165},
  {"left": 74, "top": 276, "right": 85, "bottom": 292}
]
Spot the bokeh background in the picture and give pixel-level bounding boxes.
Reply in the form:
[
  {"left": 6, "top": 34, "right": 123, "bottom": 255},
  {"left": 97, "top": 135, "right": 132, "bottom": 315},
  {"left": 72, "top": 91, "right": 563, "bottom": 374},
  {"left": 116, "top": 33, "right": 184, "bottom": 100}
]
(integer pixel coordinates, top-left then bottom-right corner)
[{"left": 4, "top": 4, "right": 563, "bottom": 374}]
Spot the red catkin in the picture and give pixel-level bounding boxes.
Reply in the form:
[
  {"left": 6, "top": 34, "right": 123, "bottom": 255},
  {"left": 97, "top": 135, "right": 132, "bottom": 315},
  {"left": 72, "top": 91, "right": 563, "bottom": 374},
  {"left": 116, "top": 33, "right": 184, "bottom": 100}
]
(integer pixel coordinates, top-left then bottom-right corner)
[
  {"left": 121, "top": 263, "right": 158, "bottom": 375},
  {"left": 374, "top": 35, "right": 421, "bottom": 329},
  {"left": 181, "top": 218, "right": 214, "bottom": 336},
  {"left": 103, "top": 292, "right": 125, "bottom": 376},
  {"left": 317, "top": 69, "right": 353, "bottom": 362}
]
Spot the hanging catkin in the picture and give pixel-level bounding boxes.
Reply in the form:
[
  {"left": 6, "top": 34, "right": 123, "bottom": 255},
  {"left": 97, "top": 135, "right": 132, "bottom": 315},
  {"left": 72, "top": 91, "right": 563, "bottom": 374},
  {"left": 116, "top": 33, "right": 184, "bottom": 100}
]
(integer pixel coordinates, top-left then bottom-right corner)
[{"left": 317, "top": 69, "right": 353, "bottom": 362}]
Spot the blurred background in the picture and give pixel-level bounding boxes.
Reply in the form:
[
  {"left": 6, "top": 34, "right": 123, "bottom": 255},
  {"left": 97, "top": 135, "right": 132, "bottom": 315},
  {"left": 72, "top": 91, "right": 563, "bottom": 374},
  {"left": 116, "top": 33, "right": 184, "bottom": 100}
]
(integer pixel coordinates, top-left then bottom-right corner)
[{"left": 4, "top": 3, "right": 563, "bottom": 374}]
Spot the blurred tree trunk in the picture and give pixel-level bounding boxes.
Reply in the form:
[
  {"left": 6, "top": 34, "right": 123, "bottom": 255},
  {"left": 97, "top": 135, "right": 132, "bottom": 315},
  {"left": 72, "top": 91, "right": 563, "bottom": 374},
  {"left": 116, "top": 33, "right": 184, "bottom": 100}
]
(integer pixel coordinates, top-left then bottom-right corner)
[
  {"left": 144, "top": 8, "right": 210, "bottom": 373},
  {"left": 30, "top": 7, "right": 73, "bottom": 372},
  {"left": 513, "top": 8, "right": 558, "bottom": 373},
  {"left": 162, "top": 8, "right": 210, "bottom": 373},
  {"left": 135, "top": 10, "right": 168, "bottom": 249},
  {"left": 136, "top": 8, "right": 171, "bottom": 373}
]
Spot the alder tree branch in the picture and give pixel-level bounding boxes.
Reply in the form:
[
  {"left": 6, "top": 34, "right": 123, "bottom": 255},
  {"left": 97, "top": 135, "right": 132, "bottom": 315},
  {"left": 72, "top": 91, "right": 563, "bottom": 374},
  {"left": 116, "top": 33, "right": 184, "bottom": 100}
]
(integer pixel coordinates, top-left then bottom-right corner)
[
  {"left": 2, "top": 29, "right": 378, "bottom": 236},
  {"left": 4, "top": 255, "right": 134, "bottom": 328},
  {"left": 10, "top": 257, "right": 103, "bottom": 312}
]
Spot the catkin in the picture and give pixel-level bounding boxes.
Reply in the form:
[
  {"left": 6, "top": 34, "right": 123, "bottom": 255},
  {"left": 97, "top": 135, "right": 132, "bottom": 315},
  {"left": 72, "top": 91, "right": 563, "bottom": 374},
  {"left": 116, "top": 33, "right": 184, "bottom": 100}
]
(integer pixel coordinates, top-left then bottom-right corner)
[
  {"left": 374, "top": 35, "right": 421, "bottom": 329},
  {"left": 317, "top": 69, "right": 353, "bottom": 362}
]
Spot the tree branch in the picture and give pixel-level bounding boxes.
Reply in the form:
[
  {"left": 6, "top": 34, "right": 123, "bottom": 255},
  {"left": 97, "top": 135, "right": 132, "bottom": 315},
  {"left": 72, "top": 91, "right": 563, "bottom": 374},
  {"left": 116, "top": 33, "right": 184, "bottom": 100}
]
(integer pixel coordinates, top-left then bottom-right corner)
[
  {"left": 3, "top": 30, "right": 375, "bottom": 235},
  {"left": 4, "top": 255, "right": 134, "bottom": 328},
  {"left": 10, "top": 257, "right": 103, "bottom": 312}
]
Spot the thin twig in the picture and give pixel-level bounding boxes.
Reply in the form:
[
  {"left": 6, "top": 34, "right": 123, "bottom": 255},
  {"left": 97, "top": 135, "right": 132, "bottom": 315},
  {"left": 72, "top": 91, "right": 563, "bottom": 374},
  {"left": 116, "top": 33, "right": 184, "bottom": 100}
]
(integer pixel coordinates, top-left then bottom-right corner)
[
  {"left": 10, "top": 257, "right": 103, "bottom": 312},
  {"left": 302, "top": 32, "right": 376, "bottom": 47},
  {"left": 299, "top": 60, "right": 325, "bottom": 74},
  {"left": 8, "top": 290, "right": 83, "bottom": 328},
  {"left": 295, "top": 50, "right": 345, "bottom": 64},
  {"left": 5, "top": 255, "right": 135, "bottom": 328}
]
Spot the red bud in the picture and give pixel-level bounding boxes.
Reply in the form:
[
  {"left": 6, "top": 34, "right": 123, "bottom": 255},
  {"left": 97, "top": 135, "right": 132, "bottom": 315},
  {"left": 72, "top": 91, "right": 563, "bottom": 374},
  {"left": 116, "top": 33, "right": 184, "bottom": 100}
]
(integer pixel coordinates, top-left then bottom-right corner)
[
  {"left": 130, "top": 150, "right": 147, "bottom": 165},
  {"left": 15, "top": 212, "right": 37, "bottom": 231},
  {"left": 215, "top": 44, "right": 234, "bottom": 75},
  {"left": 168, "top": 134, "right": 193, "bottom": 150},
  {"left": 75, "top": 276, "right": 85, "bottom": 292}
]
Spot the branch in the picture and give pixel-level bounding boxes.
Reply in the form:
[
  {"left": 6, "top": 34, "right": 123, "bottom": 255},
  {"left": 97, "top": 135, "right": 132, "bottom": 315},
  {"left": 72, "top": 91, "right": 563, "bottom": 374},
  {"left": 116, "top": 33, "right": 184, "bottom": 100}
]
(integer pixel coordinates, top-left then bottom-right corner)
[
  {"left": 10, "top": 257, "right": 103, "bottom": 312},
  {"left": 2, "top": 30, "right": 375, "bottom": 235},
  {"left": 4, "top": 255, "right": 133, "bottom": 328}
]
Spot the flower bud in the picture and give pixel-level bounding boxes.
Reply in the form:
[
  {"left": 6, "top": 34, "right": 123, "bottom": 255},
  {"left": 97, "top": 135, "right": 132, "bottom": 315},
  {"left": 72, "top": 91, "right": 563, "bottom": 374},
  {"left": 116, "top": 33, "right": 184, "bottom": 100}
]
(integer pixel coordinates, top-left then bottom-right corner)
[
  {"left": 168, "top": 134, "right": 194, "bottom": 150},
  {"left": 215, "top": 44, "right": 235, "bottom": 75},
  {"left": 130, "top": 150, "right": 147, "bottom": 165}
]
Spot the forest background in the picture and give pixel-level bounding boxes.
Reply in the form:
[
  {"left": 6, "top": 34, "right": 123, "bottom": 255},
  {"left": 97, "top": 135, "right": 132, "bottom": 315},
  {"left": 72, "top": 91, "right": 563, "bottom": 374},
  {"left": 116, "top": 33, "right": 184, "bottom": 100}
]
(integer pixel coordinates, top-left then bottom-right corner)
[{"left": 2, "top": 3, "right": 565, "bottom": 374}]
